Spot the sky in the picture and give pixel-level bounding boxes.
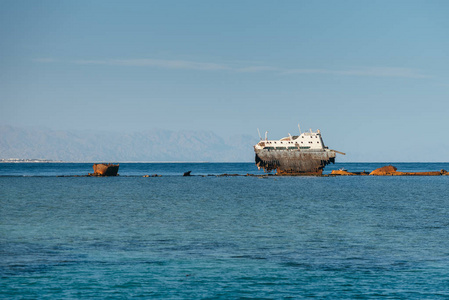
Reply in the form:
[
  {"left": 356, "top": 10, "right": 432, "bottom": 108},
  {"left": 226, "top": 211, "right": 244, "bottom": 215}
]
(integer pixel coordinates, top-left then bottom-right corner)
[{"left": 1, "top": 0, "right": 448, "bottom": 161}]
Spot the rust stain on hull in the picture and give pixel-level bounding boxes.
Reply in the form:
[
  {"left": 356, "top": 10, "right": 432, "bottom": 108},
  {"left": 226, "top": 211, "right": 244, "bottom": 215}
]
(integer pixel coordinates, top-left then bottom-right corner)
[{"left": 255, "top": 150, "right": 336, "bottom": 175}]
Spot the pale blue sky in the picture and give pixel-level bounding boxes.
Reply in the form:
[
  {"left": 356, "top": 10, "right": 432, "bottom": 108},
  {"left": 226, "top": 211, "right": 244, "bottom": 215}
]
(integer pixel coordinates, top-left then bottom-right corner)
[{"left": 1, "top": 0, "right": 448, "bottom": 161}]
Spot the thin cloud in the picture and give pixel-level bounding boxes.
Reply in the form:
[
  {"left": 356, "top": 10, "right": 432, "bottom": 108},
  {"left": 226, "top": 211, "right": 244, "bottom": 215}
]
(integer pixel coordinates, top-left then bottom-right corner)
[
  {"left": 35, "top": 58, "right": 429, "bottom": 78},
  {"left": 74, "top": 59, "right": 231, "bottom": 71},
  {"left": 283, "top": 67, "right": 430, "bottom": 78},
  {"left": 33, "top": 58, "right": 59, "bottom": 63},
  {"left": 236, "top": 66, "right": 282, "bottom": 73}
]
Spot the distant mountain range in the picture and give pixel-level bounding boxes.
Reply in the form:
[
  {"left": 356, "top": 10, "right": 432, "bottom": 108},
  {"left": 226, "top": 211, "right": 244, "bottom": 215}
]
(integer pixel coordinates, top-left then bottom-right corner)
[{"left": 0, "top": 126, "right": 257, "bottom": 162}]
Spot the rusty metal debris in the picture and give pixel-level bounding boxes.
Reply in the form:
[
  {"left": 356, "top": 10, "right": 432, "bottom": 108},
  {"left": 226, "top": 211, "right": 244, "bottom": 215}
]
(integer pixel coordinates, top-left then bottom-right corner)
[
  {"left": 89, "top": 163, "right": 119, "bottom": 176},
  {"left": 368, "top": 165, "right": 447, "bottom": 176},
  {"left": 330, "top": 165, "right": 448, "bottom": 176}
]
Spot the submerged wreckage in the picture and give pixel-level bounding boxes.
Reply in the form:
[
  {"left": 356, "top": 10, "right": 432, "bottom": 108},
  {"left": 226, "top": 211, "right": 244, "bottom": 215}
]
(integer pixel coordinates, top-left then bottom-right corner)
[
  {"left": 90, "top": 163, "right": 119, "bottom": 176},
  {"left": 254, "top": 127, "right": 345, "bottom": 175}
]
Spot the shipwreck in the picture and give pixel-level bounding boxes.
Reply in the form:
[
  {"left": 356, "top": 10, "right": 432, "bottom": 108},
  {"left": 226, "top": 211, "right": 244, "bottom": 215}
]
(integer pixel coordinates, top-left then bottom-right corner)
[
  {"left": 254, "top": 127, "right": 344, "bottom": 175},
  {"left": 90, "top": 163, "right": 120, "bottom": 176}
]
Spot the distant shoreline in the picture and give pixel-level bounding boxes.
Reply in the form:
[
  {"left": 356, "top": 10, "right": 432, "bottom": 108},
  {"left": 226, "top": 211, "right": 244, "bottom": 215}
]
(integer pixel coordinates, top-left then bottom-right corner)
[
  {"left": 0, "top": 160, "right": 247, "bottom": 163},
  {"left": 0, "top": 159, "right": 61, "bottom": 163},
  {"left": 0, "top": 158, "right": 449, "bottom": 165},
  {"left": 1, "top": 160, "right": 449, "bottom": 164}
]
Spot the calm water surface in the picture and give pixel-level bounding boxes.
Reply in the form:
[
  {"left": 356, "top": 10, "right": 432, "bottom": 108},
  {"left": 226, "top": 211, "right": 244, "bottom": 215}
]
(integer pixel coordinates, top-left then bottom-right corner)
[{"left": 1, "top": 163, "right": 449, "bottom": 298}]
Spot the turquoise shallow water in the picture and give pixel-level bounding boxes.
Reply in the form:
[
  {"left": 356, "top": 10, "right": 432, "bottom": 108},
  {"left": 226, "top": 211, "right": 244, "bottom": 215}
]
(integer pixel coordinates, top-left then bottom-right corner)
[{"left": 1, "top": 163, "right": 449, "bottom": 298}]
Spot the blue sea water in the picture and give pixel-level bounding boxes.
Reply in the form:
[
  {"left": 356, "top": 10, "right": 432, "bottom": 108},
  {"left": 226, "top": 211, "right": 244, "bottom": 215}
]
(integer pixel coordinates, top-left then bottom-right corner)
[{"left": 1, "top": 162, "right": 449, "bottom": 298}]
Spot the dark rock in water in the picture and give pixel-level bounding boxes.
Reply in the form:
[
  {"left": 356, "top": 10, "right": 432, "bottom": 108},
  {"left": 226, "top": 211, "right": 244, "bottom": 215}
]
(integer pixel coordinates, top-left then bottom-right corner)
[
  {"left": 183, "top": 171, "right": 192, "bottom": 176},
  {"left": 217, "top": 173, "right": 240, "bottom": 177},
  {"left": 90, "top": 163, "right": 119, "bottom": 176}
]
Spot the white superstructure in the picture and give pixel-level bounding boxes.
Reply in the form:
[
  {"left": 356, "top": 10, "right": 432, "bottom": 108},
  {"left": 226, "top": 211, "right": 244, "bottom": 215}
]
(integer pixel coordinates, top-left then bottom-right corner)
[{"left": 254, "top": 129, "right": 327, "bottom": 151}]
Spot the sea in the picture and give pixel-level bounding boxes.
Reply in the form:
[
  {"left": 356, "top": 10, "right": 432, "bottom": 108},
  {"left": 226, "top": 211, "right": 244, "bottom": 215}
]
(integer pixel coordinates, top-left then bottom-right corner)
[{"left": 1, "top": 162, "right": 449, "bottom": 299}]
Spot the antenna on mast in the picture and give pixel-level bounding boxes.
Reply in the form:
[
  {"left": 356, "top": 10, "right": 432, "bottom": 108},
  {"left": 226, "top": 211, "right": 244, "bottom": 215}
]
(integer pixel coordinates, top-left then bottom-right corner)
[
  {"left": 265, "top": 131, "right": 268, "bottom": 141},
  {"left": 298, "top": 124, "right": 302, "bottom": 135},
  {"left": 257, "top": 128, "right": 262, "bottom": 140}
]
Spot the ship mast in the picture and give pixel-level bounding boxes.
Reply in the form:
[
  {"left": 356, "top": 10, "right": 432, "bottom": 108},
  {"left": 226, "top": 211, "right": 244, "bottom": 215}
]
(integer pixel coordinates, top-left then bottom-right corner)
[{"left": 257, "top": 128, "right": 262, "bottom": 140}]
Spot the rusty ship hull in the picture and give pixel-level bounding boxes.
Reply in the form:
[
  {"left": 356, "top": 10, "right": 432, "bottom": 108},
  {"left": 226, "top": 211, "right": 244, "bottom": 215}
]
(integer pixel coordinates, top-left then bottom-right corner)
[
  {"left": 255, "top": 149, "right": 336, "bottom": 175},
  {"left": 92, "top": 163, "right": 119, "bottom": 176}
]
